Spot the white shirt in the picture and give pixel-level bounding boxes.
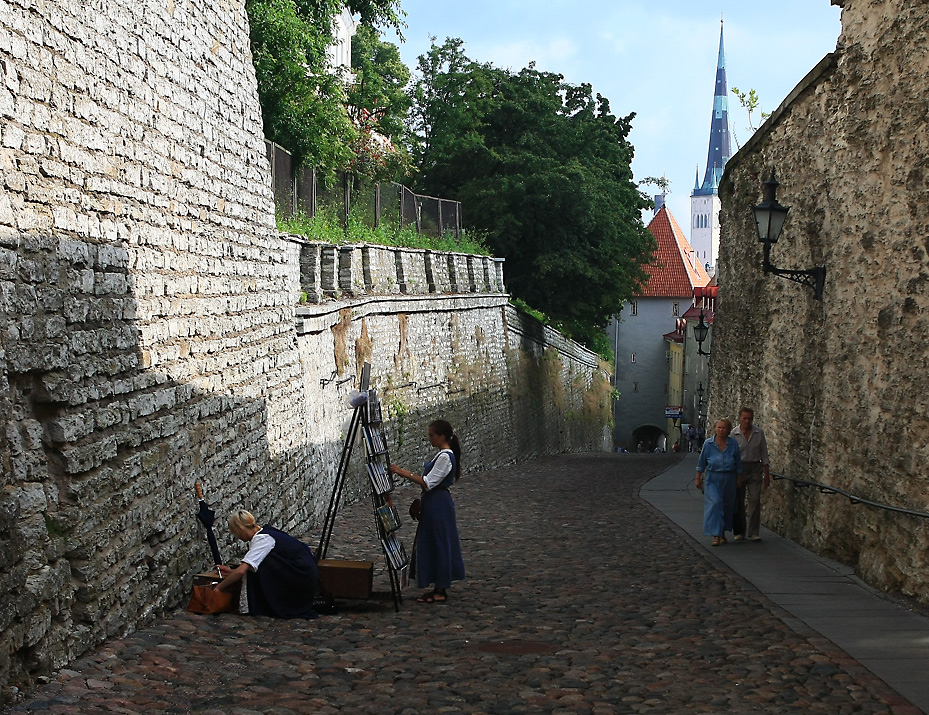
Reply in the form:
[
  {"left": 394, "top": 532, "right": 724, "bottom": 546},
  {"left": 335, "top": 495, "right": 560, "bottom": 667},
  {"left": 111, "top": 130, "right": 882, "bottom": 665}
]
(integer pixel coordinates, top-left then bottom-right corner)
[
  {"left": 242, "top": 530, "right": 275, "bottom": 571},
  {"left": 424, "top": 449, "right": 454, "bottom": 490}
]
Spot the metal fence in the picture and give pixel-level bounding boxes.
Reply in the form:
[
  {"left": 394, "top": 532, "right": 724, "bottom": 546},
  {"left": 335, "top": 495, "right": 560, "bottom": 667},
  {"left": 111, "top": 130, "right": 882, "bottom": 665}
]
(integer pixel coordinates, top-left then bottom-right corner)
[{"left": 265, "top": 140, "right": 461, "bottom": 238}]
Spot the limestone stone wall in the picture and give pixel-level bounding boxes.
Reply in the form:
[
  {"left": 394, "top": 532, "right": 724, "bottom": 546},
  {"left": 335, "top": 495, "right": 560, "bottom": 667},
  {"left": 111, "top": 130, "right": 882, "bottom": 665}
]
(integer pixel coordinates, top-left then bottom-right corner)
[
  {"left": 0, "top": 0, "right": 610, "bottom": 698},
  {"left": 0, "top": 0, "right": 313, "bottom": 698},
  {"left": 293, "top": 295, "right": 611, "bottom": 520},
  {"left": 713, "top": 0, "right": 929, "bottom": 602}
]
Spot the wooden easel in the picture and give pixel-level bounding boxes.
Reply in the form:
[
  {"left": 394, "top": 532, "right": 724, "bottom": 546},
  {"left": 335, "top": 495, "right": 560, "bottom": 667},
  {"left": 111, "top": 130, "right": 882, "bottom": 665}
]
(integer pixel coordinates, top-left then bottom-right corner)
[{"left": 315, "top": 363, "right": 408, "bottom": 611}]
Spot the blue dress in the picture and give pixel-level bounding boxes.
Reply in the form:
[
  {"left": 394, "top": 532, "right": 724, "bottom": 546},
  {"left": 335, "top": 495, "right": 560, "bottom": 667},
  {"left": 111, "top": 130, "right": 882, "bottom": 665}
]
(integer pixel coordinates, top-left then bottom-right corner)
[
  {"left": 416, "top": 451, "right": 466, "bottom": 589},
  {"left": 696, "top": 437, "right": 742, "bottom": 536},
  {"left": 246, "top": 526, "right": 319, "bottom": 619}
]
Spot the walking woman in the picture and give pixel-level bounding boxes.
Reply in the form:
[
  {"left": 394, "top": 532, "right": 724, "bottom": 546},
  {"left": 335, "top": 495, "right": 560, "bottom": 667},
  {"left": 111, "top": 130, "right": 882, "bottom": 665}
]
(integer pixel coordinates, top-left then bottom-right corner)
[
  {"left": 390, "top": 419, "right": 465, "bottom": 603},
  {"left": 695, "top": 418, "right": 742, "bottom": 546}
]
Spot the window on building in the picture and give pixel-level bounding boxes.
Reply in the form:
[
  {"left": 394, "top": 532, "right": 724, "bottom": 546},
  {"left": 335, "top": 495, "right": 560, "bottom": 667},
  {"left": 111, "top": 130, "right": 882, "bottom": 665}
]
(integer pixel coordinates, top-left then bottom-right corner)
[
  {"left": 631, "top": 353, "right": 636, "bottom": 363},
  {"left": 672, "top": 302, "right": 679, "bottom": 317},
  {"left": 633, "top": 382, "right": 638, "bottom": 393},
  {"left": 630, "top": 301, "right": 638, "bottom": 316},
  {"left": 664, "top": 383, "right": 668, "bottom": 394}
]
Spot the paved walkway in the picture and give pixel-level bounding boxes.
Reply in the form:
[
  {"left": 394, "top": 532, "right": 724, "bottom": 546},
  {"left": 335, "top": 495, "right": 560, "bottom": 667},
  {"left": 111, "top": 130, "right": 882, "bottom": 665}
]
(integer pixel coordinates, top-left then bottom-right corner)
[
  {"left": 3, "top": 453, "right": 926, "bottom": 713},
  {"left": 642, "top": 453, "right": 929, "bottom": 714}
]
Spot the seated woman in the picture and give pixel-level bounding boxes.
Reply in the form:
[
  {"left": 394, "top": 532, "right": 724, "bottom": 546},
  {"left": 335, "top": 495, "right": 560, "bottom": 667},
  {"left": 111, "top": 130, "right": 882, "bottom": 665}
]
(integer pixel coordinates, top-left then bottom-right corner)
[{"left": 215, "top": 510, "right": 318, "bottom": 619}]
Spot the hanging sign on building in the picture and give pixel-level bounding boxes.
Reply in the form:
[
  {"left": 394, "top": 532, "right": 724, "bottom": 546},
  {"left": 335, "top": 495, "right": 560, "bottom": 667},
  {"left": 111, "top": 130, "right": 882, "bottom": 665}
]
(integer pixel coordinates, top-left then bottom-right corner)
[{"left": 665, "top": 406, "right": 684, "bottom": 419}]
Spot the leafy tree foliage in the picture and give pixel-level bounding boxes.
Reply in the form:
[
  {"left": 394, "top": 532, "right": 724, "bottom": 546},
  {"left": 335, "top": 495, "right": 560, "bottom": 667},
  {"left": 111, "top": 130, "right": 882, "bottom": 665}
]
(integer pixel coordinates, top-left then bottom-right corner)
[
  {"left": 346, "top": 26, "right": 412, "bottom": 180},
  {"left": 245, "top": 0, "right": 403, "bottom": 169},
  {"left": 409, "top": 39, "right": 656, "bottom": 346},
  {"left": 348, "top": 26, "right": 411, "bottom": 143}
]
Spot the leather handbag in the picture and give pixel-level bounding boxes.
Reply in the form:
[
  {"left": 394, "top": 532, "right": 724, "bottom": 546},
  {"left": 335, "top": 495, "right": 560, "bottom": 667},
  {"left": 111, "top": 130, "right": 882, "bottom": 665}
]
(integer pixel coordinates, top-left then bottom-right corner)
[
  {"left": 409, "top": 498, "right": 421, "bottom": 521},
  {"left": 186, "top": 585, "right": 236, "bottom": 615}
]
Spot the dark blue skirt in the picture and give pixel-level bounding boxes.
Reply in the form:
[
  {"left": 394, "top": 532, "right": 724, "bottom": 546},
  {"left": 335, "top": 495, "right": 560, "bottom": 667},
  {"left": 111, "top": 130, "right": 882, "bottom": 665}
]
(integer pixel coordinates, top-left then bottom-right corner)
[
  {"left": 416, "top": 488, "right": 466, "bottom": 589},
  {"left": 246, "top": 526, "right": 318, "bottom": 619}
]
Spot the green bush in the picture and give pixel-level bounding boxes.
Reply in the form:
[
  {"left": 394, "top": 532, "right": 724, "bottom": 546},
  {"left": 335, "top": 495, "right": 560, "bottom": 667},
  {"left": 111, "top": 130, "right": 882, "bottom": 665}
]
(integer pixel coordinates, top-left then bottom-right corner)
[{"left": 278, "top": 207, "right": 490, "bottom": 255}]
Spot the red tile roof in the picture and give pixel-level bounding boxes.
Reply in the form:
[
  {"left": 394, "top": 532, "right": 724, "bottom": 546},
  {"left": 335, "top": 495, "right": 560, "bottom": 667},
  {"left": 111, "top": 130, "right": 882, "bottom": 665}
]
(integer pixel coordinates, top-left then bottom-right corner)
[
  {"left": 682, "top": 305, "right": 714, "bottom": 325},
  {"left": 636, "top": 206, "right": 710, "bottom": 298}
]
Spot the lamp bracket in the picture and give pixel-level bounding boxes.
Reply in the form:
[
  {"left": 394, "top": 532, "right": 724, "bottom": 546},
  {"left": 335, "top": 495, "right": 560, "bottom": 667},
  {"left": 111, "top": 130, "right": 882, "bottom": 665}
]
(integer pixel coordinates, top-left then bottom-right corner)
[{"left": 762, "top": 243, "right": 826, "bottom": 300}]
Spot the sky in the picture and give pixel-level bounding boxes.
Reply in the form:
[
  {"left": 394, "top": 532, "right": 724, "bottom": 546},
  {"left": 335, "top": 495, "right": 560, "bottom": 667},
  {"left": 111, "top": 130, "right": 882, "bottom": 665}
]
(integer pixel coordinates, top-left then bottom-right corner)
[{"left": 386, "top": 0, "right": 843, "bottom": 232}]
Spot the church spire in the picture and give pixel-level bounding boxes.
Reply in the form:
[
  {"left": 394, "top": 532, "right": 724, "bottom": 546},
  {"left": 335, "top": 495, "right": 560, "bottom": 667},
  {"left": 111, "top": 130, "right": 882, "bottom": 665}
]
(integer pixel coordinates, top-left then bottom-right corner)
[{"left": 693, "top": 19, "right": 731, "bottom": 196}]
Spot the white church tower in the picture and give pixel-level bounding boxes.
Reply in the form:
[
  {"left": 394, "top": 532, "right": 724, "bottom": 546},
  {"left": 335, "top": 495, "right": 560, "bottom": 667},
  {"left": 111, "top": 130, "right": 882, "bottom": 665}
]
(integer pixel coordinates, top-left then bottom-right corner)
[{"left": 690, "top": 20, "right": 731, "bottom": 274}]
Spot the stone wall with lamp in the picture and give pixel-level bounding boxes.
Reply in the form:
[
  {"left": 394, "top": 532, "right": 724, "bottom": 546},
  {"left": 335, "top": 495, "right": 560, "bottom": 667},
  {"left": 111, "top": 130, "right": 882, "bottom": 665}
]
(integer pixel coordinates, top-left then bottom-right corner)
[
  {"left": 0, "top": 0, "right": 609, "bottom": 699},
  {"left": 711, "top": 0, "right": 929, "bottom": 602}
]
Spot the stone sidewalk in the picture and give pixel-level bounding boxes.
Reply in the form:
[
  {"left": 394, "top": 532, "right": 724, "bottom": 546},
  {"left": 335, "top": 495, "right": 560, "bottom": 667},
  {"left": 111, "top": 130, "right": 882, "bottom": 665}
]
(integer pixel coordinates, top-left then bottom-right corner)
[{"left": 3, "top": 454, "right": 921, "bottom": 713}]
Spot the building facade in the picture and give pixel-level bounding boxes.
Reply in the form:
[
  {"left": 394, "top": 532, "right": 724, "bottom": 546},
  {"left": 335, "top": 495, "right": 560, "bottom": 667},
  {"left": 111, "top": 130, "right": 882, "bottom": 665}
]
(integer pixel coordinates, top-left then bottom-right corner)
[
  {"left": 610, "top": 206, "right": 709, "bottom": 450},
  {"left": 681, "top": 285, "right": 716, "bottom": 432},
  {"left": 664, "top": 322, "right": 685, "bottom": 447}
]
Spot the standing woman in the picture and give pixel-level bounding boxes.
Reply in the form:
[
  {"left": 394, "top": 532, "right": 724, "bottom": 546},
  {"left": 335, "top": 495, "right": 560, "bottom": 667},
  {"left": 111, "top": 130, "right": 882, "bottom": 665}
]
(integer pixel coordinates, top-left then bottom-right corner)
[
  {"left": 390, "top": 419, "right": 465, "bottom": 603},
  {"left": 695, "top": 418, "right": 743, "bottom": 546},
  {"left": 215, "top": 510, "right": 318, "bottom": 618}
]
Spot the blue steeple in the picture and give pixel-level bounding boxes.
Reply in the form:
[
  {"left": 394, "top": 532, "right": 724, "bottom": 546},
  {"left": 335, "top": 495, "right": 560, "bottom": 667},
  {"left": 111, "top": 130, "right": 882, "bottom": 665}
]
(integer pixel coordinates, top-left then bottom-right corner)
[{"left": 693, "top": 20, "right": 731, "bottom": 197}]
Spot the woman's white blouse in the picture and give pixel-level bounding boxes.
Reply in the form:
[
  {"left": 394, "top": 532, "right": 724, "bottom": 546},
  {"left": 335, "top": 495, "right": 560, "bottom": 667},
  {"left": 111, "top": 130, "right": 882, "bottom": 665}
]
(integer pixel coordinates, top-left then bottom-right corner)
[
  {"left": 423, "top": 450, "right": 453, "bottom": 490},
  {"left": 242, "top": 530, "right": 275, "bottom": 570}
]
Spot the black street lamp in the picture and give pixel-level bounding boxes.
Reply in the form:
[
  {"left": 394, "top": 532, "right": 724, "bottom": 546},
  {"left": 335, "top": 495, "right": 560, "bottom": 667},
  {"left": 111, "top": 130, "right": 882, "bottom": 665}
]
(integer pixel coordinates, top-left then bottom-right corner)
[
  {"left": 752, "top": 169, "right": 826, "bottom": 300},
  {"left": 693, "top": 310, "right": 710, "bottom": 356}
]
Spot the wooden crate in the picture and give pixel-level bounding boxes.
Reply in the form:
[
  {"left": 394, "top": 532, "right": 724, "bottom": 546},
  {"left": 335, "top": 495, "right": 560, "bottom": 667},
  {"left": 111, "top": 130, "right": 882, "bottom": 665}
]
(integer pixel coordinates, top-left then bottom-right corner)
[{"left": 318, "top": 559, "right": 373, "bottom": 599}]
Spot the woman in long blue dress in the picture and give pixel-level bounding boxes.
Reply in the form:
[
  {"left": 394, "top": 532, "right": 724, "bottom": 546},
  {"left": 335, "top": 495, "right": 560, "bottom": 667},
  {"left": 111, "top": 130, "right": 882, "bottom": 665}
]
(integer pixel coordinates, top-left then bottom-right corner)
[
  {"left": 390, "top": 419, "right": 465, "bottom": 604},
  {"left": 695, "top": 418, "right": 742, "bottom": 547},
  {"left": 215, "top": 510, "right": 318, "bottom": 618}
]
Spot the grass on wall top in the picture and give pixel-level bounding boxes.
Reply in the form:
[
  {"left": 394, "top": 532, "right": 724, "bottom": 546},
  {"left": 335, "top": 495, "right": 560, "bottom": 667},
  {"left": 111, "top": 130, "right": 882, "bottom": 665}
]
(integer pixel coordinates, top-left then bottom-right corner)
[{"left": 278, "top": 208, "right": 490, "bottom": 256}]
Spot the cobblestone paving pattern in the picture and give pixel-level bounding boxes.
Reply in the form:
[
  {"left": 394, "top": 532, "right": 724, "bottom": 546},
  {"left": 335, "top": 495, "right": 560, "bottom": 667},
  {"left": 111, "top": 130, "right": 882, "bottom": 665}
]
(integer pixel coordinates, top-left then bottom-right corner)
[{"left": 5, "top": 454, "right": 919, "bottom": 714}]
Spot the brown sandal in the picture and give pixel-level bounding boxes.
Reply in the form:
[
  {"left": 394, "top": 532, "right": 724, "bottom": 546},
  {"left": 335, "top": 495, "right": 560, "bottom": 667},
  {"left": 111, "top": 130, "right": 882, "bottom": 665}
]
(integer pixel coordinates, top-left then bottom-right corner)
[{"left": 417, "top": 590, "right": 447, "bottom": 604}]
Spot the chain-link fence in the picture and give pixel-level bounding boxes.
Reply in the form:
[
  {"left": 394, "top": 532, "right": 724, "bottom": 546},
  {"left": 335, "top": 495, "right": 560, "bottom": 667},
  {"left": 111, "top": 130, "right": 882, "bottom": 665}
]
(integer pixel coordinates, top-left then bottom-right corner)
[{"left": 267, "top": 140, "right": 461, "bottom": 238}]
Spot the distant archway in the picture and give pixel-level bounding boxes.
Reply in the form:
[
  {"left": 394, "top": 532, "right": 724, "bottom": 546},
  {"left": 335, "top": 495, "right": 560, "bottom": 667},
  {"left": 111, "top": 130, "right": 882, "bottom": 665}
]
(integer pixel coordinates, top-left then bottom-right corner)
[{"left": 631, "top": 424, "right": 667, "bottom": 452}]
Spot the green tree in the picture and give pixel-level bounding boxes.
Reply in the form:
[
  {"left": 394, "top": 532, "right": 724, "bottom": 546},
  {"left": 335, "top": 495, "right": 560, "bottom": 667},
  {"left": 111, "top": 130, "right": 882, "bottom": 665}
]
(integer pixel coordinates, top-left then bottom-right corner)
[
  {"left": 408, "top": 39, "right": 655, "bottom": 347},
  {"left": 349, "top": 26, "right": 411, "bottom": 142},
  {"left": 346, "top": 25, "right": 413, "bottom": 180},
  {"left": 245, "top": 0, "right": 403, "bottom": 169}
]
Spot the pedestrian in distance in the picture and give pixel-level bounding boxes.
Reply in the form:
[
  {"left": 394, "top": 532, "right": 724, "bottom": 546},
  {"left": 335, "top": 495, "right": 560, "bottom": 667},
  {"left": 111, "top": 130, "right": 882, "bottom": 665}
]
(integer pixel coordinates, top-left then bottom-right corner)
[
  {"left": 731, "top": 407, "right": 771, "bottom": 541},
  {"left": 215, "top": 510, "right": 319, "bottom": 618},
  {"left": 389, "top": 419, "right": 465, "bottom": 604},
  {"left": 695, "top": 418, "right": 743, "bottom": 547}
]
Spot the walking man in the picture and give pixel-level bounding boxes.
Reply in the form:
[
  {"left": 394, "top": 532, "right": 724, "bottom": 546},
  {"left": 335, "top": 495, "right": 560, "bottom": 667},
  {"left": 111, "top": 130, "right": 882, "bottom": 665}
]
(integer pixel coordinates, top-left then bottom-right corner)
[{"left": 731, "top": 407, "right": 770, "bottom": 541}]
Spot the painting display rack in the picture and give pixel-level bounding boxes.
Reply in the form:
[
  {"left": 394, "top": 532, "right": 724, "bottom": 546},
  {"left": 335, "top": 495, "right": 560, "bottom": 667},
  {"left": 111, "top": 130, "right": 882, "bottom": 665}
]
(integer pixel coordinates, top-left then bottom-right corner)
[{"left": 316, "top": 363, "right": 409, "bottom": 611}]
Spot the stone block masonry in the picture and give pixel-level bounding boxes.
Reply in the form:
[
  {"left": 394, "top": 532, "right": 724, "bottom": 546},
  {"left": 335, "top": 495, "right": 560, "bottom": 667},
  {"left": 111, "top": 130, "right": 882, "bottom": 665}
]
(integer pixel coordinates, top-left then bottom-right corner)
[
  {"left": 712, "top": 0, "right": 929, "bottom": 607},
  {"left": 0, "top": 0, "right": 610, "bottom": 701},
  {"left": 0, "top": 0, "right": 312, "bottom": 698}
]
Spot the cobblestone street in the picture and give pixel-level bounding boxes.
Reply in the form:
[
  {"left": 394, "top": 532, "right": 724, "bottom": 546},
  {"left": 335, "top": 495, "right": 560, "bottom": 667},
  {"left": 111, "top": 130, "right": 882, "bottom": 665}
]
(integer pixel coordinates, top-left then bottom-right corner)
[{"left": 5, "top": 454, "right": 917, "bottom": 714}]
